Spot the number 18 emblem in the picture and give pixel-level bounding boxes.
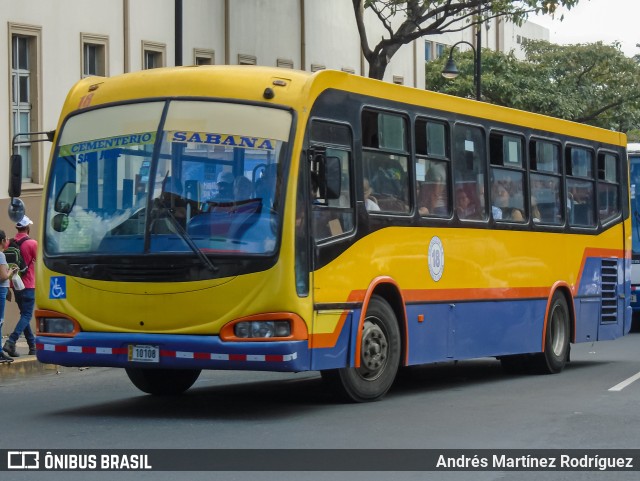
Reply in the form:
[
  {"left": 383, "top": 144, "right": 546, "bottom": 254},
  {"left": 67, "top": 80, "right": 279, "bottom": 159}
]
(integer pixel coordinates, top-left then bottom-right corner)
[{"left": 428, "top": 236, "right": 444, "bottom": 282}]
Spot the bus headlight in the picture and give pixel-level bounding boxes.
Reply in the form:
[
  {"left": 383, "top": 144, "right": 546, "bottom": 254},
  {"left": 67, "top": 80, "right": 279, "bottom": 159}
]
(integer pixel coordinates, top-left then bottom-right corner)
[
  {"left": 38, "top": 317, "right": 75, "bottom": 334},
  {"left": 233, "top": 321, "right": 291, "bottom": 339},
  {"left": 221, "top": 313, "right": 307, "bottom": 342}
]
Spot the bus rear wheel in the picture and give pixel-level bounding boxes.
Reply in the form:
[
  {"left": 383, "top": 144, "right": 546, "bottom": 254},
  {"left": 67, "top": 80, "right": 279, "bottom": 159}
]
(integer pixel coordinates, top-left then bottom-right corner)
[
  {"left": 534, "top": 292, "right": 570, "bottom": 374},
  {"left": 125, "top": 368, "right": 201, "bottom": 395},
  {"left": 325, "top": 295, "right": 401, "bottom": 402}
]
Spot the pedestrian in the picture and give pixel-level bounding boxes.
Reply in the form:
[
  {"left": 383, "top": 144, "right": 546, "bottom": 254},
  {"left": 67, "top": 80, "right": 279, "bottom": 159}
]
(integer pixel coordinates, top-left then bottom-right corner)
[
  {"left": 2, "top": 216, "right": 37, "bottom": 358},
  {"left": 0, "top": 229, "right": 19, "bottom": 363}
]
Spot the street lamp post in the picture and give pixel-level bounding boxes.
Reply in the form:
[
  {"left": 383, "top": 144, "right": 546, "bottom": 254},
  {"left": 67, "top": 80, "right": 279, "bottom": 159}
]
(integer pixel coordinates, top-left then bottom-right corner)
[{"left": 441, "top": 9, "right": 482, "bottom": 101}]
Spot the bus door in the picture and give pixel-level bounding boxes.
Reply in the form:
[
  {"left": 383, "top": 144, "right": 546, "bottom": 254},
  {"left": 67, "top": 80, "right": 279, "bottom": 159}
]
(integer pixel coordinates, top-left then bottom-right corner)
[{"left": 306, "top": 121, "right": 356, "bottom": 369}]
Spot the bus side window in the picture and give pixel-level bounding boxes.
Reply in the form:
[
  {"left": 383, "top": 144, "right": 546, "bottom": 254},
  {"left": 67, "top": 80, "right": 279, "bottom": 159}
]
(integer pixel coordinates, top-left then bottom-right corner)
[
  {"left": 529, "top": 139, "right": 563, "bottom": 225},
  {"left": 308, "top": 121, "right": 354, "bottom": 240},
  {"left": 362, "top": 110, "right": 410, "bottom": 214},
  {"left": 490, "top": 133, "right": 525, "bottom": 223},
  {"left": 415, "top": 119, "right": 450, "bottom": 217},
  {"left": 597, "top": 152, "right": 620, "bottom": 224},
  {"left": 453, "top": 124, "right": 488, "bottom": 221},
  {"left": 566, "top": 146, "right": 596, "bottom": 228}
]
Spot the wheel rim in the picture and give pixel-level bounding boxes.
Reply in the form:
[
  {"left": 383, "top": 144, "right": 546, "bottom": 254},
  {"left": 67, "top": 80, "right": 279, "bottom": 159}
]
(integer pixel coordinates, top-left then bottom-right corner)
[
  {"left": 549, "top": 303, "right": 567, "bottom": 357},
  {"left": 357, "top": 317, "right": 389, "bottom": 381}
]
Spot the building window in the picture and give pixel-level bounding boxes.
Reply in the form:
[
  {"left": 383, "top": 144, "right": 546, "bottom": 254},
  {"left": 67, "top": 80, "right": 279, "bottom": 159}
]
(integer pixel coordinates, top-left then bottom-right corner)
[
  {"left": 277, "top": 58, "right": 294, "bottom": 69},
  {"left": 238, "top": 54, "right": 257, "bottom": 65},
  {"left": 194, "top": 48, "right": 214, "bottom": 65},
  {"left": 10, "top": 24, "right": 42, "bottom": 184},
  {"left": 435, "top": 43, "right": 447, "bottom": 59},
  {"left": 142, "top": 41, "right": 166, "bottom": 69},
  {"left": 425, "top": 40, "right": 433, "bottom": 62},
  {"left": 81, "top": 33, "right": 108, "bottom": 77},
  {"left": 341, "top": 67, "right": 356, "bottom": 74}
]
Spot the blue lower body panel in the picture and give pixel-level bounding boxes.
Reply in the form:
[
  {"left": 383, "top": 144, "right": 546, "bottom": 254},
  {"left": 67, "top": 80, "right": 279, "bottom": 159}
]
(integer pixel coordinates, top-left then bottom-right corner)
[{"left": 36, "top": 333, "right": 310, "bottom": 372}]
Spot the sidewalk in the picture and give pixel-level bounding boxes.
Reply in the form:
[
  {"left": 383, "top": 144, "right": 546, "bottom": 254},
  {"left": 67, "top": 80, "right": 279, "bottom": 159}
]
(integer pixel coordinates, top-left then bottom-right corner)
[{"left": 0, "top": 336, "right": 59, "bottom": 380}]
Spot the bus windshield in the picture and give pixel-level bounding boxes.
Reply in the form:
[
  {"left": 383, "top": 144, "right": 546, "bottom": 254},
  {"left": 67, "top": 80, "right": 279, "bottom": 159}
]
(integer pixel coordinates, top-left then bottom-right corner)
[
  {"left": 45, "top": 100, "right": 292, "bottom": 259},
  {"left": 630, "top": 154, "right": 640, "bottom": 255}
]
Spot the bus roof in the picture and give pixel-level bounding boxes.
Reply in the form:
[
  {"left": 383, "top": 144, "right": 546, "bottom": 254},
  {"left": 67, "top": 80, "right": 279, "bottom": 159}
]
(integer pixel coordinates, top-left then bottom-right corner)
[{"left": 61, "top": 65, "right": 626, "bottom": 147}]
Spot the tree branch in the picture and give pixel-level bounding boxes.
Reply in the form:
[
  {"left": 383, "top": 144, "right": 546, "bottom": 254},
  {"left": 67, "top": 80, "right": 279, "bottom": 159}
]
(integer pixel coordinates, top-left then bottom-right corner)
[
  {"left": 575, "top": 92, "right": 640, "bottom": 123},
  {"left": 352, "top": 0, "right": 373, "bottom": 59}
]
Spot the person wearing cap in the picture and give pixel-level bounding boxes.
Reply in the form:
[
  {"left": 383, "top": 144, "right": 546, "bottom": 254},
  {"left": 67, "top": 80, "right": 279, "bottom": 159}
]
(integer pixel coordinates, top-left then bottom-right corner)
[
  {"left": 0, "top": 229, "right": 19, "bottom": 362},
  {"left": 2, "top": 215, "right": 37, "bottom": 358},
  {"left": 215, "top": 171, "right": 235, "bottom": 201}
]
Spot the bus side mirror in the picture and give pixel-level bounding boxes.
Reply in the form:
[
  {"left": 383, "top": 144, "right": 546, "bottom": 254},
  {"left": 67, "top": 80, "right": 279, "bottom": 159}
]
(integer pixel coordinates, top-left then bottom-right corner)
[{"left": 9, "top": 154, "right": 22, "bottom": 198}]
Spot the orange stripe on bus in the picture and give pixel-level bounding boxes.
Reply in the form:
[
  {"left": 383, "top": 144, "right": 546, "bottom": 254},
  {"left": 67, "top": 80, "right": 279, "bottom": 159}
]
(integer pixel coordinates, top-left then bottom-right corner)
[
  {"left": 308, "top": 248, "right": 626, "bottom": 352},
  {"left": 309, "top": 290, "right": 366, "bottom": 349}
]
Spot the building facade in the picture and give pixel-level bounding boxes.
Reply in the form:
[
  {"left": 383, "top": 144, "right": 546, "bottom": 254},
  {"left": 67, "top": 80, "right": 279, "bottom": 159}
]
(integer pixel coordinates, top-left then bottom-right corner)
[{"left": 0, "top": 0, "right": 547, "bottom": 331}]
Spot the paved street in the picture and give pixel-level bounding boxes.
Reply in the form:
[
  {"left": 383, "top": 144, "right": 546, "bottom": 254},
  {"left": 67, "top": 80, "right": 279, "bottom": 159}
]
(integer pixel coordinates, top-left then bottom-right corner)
[{"left": 1, "top": 334, "right": 640, "bottom": 481}]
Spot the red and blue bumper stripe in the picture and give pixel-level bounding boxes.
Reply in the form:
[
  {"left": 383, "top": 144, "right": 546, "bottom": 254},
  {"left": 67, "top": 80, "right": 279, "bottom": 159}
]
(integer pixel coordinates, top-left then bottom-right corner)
[{"left": 36, "top": 332, "right": 310, "bottom": 372}]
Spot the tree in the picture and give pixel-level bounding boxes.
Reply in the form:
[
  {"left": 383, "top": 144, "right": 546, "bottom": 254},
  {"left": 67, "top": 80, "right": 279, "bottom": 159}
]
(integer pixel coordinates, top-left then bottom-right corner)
[
  {"left": 425, "top": 40, "right": 640, "bottom": 132},
  {"left": 352, "top": 0, "right": 581, "bottom": 80}
]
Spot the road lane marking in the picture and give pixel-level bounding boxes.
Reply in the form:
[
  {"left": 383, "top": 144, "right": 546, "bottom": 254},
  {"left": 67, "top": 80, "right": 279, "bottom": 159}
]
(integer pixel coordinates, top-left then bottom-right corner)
[{"left": 608, "top": 371, "right": 640, "bottom": 392}]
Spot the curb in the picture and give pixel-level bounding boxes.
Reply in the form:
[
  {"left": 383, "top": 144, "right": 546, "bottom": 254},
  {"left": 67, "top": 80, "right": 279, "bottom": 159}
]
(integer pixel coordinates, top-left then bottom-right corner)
[
  {"left": 0, "top": 337, "right": 59, "bottom": 380},
  {"left": 0, "top": 355, "right": 60, "bottom": 380}
]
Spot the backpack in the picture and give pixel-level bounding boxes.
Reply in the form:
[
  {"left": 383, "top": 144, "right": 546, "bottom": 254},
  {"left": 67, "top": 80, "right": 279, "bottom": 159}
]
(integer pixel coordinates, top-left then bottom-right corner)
[{"left": 4, "top": 236, "right": 30, "bottom": 276}]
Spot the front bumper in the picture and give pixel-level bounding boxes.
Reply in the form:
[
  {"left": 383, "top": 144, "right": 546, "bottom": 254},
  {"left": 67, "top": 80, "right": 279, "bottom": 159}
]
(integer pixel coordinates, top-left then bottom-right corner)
[{"left": 36, "top": 332, "right": 310, "bottom": 372}]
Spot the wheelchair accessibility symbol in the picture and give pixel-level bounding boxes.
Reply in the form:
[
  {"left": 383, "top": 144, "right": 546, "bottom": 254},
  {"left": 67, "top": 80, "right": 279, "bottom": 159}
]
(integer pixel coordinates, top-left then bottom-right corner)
[{"left": 50, "top": 276, "right": 67, "bottom": 299}]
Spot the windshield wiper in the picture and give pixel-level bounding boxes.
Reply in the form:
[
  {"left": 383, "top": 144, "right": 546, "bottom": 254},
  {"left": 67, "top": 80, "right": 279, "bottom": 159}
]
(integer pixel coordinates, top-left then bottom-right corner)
[{"left": 154, "top": 201, "right": 219, "bottom": 273}]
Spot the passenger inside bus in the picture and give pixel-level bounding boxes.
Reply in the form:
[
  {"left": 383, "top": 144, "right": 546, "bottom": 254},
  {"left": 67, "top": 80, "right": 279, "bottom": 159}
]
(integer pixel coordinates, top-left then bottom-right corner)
[
  {"left": 215, "top": 171, "right": 235, "bottom": 201},
  {"left": 455, "top": 188, "right": 476, "bottom": 219},
  {"left": 418, "top": 164, "right": 448, "bottom": 216},
  {"left": 233, "top": 175, "right": 253, "bottom": 201},
  {"left": 363, "top": 178, "right": 380, "bottom": 211},
  {"left": 492, "top": 182, "right": 524, "bottom": 221}
]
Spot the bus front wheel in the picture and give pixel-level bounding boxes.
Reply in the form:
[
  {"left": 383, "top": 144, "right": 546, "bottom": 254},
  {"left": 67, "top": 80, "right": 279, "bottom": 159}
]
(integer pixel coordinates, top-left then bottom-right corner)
[
  {"left": 534, "top": 292, "right": 570, "bottom": 374},
  {"left": 324, "top": 295, "right": 401, "bottom": 402},
  {"left": 125, "top": 368, "right": 201, "bottom": 395}
]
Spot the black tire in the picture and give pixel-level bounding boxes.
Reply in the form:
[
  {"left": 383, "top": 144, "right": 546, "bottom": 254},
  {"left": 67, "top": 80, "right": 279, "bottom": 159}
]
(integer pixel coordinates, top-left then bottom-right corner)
[
  {"left": 326, "top": 295, "right": 401, "bottom": 402},
  {"left": 125, "top": 368, "right": 201, "bottom": 395},
  {"left": 533, "top": 292, "right": 570, "bottom": 374}
]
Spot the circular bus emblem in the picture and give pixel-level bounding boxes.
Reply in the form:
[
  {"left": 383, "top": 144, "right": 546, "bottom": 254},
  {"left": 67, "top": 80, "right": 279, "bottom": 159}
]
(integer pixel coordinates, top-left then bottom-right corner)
[{"left": 428, "top": 236, "right": 445, "bottom": 282}]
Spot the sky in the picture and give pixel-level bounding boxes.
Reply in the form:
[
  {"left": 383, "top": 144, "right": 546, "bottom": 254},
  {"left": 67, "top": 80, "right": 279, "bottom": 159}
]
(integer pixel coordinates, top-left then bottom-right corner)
[{"left": 530, "top": 0, "right": 639, "bottom": 57}]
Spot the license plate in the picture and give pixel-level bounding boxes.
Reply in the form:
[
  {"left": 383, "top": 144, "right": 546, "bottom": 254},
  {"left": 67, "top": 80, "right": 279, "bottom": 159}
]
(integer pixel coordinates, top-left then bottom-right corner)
[
  {"left": 128, "top": 344, "right": 160, "bottom": 363},
  {"left": 632, "top": 294, "right": 637, "bottom": 304}
]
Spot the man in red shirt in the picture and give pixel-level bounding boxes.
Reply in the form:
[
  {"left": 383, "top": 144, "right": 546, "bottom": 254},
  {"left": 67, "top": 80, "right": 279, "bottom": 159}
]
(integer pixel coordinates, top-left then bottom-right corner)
[{"left": 3, "top": 215, "right": 37, "bottom": 357}]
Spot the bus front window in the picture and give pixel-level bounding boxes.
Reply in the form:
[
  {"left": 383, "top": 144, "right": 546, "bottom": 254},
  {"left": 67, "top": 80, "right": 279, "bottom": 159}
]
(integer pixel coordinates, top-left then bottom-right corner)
[{"left": 45, "top": 100, "right": 292, "bottom": 271}]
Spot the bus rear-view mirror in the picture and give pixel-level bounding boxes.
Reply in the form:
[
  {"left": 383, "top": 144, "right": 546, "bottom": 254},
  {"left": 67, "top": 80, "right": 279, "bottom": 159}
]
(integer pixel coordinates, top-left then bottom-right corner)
[{"left": 9, "top": 154, "right": 22, "bottom": 198}]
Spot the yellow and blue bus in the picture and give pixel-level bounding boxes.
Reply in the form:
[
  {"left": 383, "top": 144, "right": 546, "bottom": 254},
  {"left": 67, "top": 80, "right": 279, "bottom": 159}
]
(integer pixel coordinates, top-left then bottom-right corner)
[{"left": 20, "top": 66, "right": 630, "bottom": 402}]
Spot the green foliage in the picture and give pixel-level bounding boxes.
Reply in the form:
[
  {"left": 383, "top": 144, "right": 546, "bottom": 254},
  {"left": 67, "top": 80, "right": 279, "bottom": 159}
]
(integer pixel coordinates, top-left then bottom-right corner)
[
  {"left": 627, "top": 129, "right": 640, "bottom": 142},
  {"left": 355, "top": 1, "right": 581, "bottom": 79},
  {"left": 425, "top": 40, "right": 640, "bottom": 132}
]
